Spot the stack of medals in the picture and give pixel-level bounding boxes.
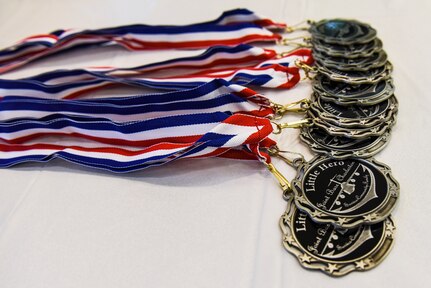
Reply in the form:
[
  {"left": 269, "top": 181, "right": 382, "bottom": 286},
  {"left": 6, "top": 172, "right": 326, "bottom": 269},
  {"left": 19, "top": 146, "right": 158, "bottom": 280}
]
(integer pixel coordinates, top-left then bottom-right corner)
[
  {"left": 0, "top": 11, "right": 400, "bottom": 278},
  {"left": 279, "top": 19, "right": 399, "bottom": 276}
]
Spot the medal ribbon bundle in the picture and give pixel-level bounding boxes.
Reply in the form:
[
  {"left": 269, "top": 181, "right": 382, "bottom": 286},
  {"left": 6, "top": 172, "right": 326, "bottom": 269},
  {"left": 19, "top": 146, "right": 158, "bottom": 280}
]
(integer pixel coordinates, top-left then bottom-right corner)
[{"left": 0, "top": 10, "right": 399, "bottom": 277}]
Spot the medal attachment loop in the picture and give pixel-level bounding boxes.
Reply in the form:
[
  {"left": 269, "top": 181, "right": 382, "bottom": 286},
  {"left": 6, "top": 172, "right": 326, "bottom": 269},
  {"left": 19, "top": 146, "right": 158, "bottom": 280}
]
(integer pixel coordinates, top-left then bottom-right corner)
[
  {"left": 271, "top": 119, "right": 312, "bottom": 134},
  {"left": 266, "top": 146, "right": 306, "bottom": 200},
  {"left": 295, "top": 59, "right": 317, "bottom": 80},
  {"left": 268, "top": 146, "right": 305, "bottom": 168},
  {"left": 266, "top": 162, "right": 292, "bottom": 196},
  {"left": 284, "top": 20, "right": 313, "bottom": 33},
  {"left": 271, "top": 99, "right": 310, "bottom": 119},
  {"left": 277, "top": 36, "right": 312, "bottom": 49}
]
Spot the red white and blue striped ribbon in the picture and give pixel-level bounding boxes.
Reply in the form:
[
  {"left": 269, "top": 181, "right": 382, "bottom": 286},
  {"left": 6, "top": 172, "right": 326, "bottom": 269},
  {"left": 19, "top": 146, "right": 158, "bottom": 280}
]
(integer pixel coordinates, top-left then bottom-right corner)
[
  {"left": 0, "top": 9, "right": 286, "bottom": 74},
  {"left": 0, "top": 64, "right": 300, "bottom": 100},
  {"left": 0, "top": 112, "right": 275, "bottom": 172},
  {"left": 0, "top": 46, "right": 312, "bottom": 100},
  {"left": 0, "top": 10, "right": 296, "bottom": 172},
  {"left": 0, "top": 79, "right": 274, "bottom": 125},
  {"left": 0, "top": 79, "right": 277, "bottom": 171},
  {"left": 193, "top": 8, "right": 286, "bottom": 29}
]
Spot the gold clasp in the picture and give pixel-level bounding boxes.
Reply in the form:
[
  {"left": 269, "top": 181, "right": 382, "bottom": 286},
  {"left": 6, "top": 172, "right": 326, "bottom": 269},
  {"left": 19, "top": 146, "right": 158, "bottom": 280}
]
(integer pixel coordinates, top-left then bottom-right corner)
[
  {"left": 283, "top": 99, "right": 310, "bottom": 113},
  {"left": 268, "top": 146, "right": 305, "bottom": 168},
  {"left": 295, "top": 59, "right": 317, "bottom": 80},
  {"left": 277, "top": 36, "right": 311, "bottom": 47},
  {"left": 271, "top": 118, "right": 312, "bottom": 134},
  {"left": 265, "top": 162, "right": 292, "bottom": 193},
  {"left": 265, "top": 146, "right": 307, "bottom": 197},
  {"left": 271, "top": 99, "right": 310, "bottom": 119},
  {"left": 271, "top": 98, "right": 310, "bottom": 119},
  {"left": 284, "top": 20, "right": 313, "bottom": 33},
  {"left": 276, "top": 36, "right": 312, "bottom": 56}
]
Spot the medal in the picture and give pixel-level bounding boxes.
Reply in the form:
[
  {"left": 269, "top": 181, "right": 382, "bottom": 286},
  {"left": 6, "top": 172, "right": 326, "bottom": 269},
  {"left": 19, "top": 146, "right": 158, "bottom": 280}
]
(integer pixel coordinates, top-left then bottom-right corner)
[
  {"left": 280, "top": 197, "right": 395, "bottom": 276},
  {"left": 290, "top": 155, "right": 399, "bottom": 228},
  {"left": 313, "top": 75, "right": 395, "bottom": 106},
  {"left": 309, "top": 19, "right": 377, "bottom": 45},
  {"left": 310, "top": 108, "right": 396, "bottom": 138},
  {"left": 311, "top": 37, "right": 383, "bottom": 58},
  {"left": 299, "top": 126, "right": 391, "bottom": 158},
  {"left": 307, "top": 94, "right": 398, "bottom": 139},
  {"left": 316, "top": 61, "right": 393, "bottom": 84},
  {"left": 313, "top": 49, "right": 387, "bottom": 71},
  {"left": 267, "top": 149, "right": 399, "bottom": 229},
  {"left": 309, "top": 94, "right": 398, "bottom": 128}
]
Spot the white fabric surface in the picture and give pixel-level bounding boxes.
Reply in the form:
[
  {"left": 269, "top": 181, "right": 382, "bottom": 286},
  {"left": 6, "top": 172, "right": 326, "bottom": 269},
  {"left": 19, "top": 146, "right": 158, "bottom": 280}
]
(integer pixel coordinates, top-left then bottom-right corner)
[{"left": 0, "top": 0, "right": 429, "bottom": 287}]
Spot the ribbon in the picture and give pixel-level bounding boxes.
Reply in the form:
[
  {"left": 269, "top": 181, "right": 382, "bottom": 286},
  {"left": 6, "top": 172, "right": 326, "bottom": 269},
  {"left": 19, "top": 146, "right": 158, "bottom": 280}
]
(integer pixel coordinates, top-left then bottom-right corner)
[
  {"left": 0, "top": 112, "right": 275, "bottom": 172},
  {"left": 0, "top": 11, "right": 300, "bottom": 171},
  {"left": 0, "top": 46, "right": 312, "bottom": 100},
  {"left": 0, "top": 9, "right": 286, "bottom": 74}
]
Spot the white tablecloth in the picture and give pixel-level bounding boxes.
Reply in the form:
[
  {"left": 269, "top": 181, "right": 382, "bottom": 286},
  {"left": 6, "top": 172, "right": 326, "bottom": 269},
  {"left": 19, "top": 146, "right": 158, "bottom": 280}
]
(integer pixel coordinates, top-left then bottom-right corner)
[{"left": 0, "top": 0, "right": 429, "bottom": 287}]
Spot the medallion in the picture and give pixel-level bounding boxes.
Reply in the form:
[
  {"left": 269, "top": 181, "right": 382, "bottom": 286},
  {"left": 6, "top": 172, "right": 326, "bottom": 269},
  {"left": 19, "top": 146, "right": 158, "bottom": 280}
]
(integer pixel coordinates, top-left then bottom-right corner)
[
  {"left": 300, "top": 126, "right": 390, "bottom": 158},
  {"left": 309, "top": 95, "right": 398, "bottom": 128},
  {"left": 309, "top": 19, "right": 377, "bottom": 45},
  {"left": 313, "top": 75, "right": 395, "bottom": 106},
  {"left": 291, "top": 155, "right": 399, "bottom": 228},
  {"left": 313, "top": 50, "right": 387, "bottom": 71},
  {"left": 311, "top": 38, "right": 383, "bottom": 58},
  {"left": 309, "top": 108, "right": 396, "bottom": 138},
  {"left": 317, "top": 62, "right": 392, "bottom": 85},
  {"left": 280, "top": 198, "right": 395, "bottom": 276}
]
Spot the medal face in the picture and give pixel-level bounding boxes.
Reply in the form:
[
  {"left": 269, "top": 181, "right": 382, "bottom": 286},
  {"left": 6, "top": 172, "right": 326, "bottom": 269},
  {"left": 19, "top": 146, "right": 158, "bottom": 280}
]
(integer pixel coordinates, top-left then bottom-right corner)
[
  {"left": 309, "top": 108, "right": 396, "bottom": 138},
  {"left": 311, "top": 38, "right": 383, "bottom": 58},
  {"left": 300, "top": 126, "right": 390, "bottom": 158},
  {"left": 310, "top": 95, "right": 398, "bottom": 128},
  {"left": 280, "top": 198, "right": 395, "bottom": 276},
  {"left": 310, "top": 19, "right": 377, "bottom": 45},
  {"left": 313, "top": 75, "right": 395, "bottom": 106},
  {"left": 313, "top": 50, "right": 387, "bottom": 71},
  {"left": 317, "top": 61, "right": 392, "bottom": 85},
  {"left": 291, "top": 156, "right": 399, "bottom": 228}
]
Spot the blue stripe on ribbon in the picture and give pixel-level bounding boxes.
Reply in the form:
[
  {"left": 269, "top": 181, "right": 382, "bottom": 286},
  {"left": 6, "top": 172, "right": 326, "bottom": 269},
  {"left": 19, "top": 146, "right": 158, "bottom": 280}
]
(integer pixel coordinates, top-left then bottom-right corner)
[{"left": 0, "top": 112, "right": 231, "bottom": 133}]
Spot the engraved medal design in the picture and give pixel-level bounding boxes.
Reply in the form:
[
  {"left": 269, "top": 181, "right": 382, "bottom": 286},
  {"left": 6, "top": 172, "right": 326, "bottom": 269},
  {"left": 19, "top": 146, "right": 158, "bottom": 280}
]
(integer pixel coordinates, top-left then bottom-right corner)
[
  {"left": 313, "top": 75, "right": 395, "bottom": 106},
  {"left": 317, "top": 62, "right": 392, "bottom": 85},
  {"left": 280, "top": 198, "right": 395, "bottom": 276},
  {"left": 291, "top": 156, "right": 399, "bottom": 228},
  {"left": 311, "top": 38, "right": 383, "bottom": 58},
  {"left": 309, "top": 107, "right": 396, "bottom": 138},
  {"left": 300, "top": 126, "right": 390, "bottom": 158},
  {"left": 309, "top": 19, "right": 377, "bottom": 45},
  {"left": 313, "top": 50, "right": 387, "bottom": 71},
  {"left": 309, "top": 95, "right": 398, "bottom": 128}
]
